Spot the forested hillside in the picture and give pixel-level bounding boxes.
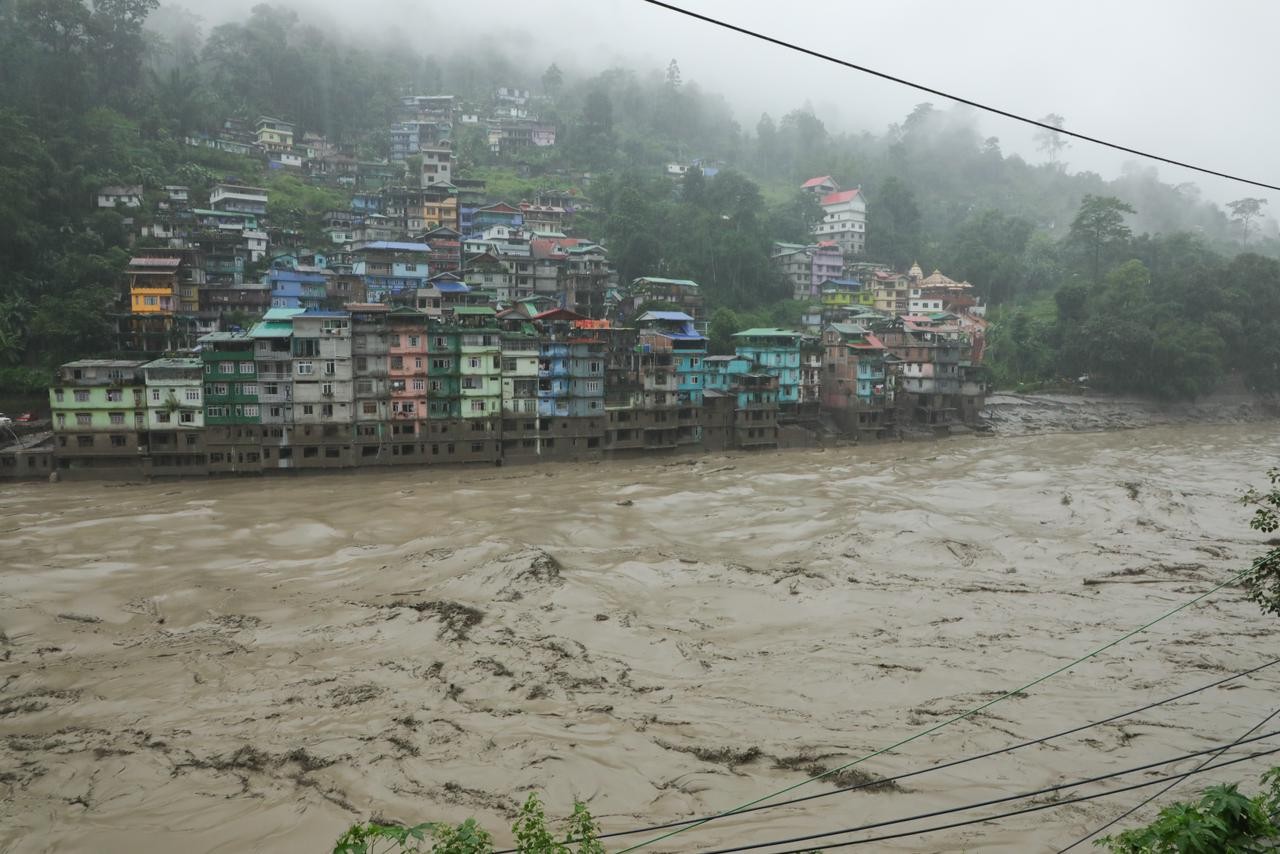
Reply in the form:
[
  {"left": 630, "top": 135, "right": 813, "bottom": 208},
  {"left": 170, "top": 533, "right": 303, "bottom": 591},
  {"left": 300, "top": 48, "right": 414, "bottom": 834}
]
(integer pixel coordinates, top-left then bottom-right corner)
[{"left": 2, "top": 0, "right": 1277, "bottom": 398}]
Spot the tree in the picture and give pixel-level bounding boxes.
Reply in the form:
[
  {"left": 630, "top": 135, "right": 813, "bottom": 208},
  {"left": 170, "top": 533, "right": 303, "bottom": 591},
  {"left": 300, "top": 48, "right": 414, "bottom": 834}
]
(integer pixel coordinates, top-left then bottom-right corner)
[
  {"left": 866, "top": 177, "right": 921, "bottom": 269},
  {"left": 541, "top": 62, "right": 563, "bottom": 96},
  {"left": 1226, "top": 197, "right": 1268, "bottom": 245},
  {"left": 1034, "top": 113, "right": 1069, "bottom": 168},
  {"left": 664, "top": 59, "right": 682, "bottom": 92},
  {"left": 1068, "top": 195, "right": 1135, "bottom": 282}
]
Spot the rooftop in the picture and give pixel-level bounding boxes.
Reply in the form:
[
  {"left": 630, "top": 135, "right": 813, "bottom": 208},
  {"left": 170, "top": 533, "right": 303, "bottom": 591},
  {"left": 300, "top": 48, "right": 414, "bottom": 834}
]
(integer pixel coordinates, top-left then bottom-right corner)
[
  {"left": 637, "top": 310, "right": 694, "bottom": 322},
  {"left": 820, "top": 188, "right": 862, "bottom": 206},
  {"left": 361, "top": 241, "right": 430, "bottom": 252},
  {"left": 143, "top": 357, "right": 202, "bottom": 369},
  {"left": 733, "top": 328, "right": 804, "bottom": 339},
  {"left": 633, "top": 277, "right": 699, "bottom": 288},
  {"left": 61, "top": 359, "right": 147, "bottom": 368}
]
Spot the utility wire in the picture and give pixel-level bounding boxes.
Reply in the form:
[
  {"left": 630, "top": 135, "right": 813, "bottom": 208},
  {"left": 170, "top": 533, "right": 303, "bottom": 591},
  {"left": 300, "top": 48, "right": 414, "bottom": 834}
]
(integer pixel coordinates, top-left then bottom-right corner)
[
  {"left": 699, "top": 732, "right": 1280, "bottom": 854},
  {"left": 1055, "top": 703, "right": 1280, "bottom": 852},
  {"left": 638, "top": 0, "right": 1280, "bottom": 193},
  {"left": 615, "top": 566, "right": 1254, "bottom": 852},
  {"left": 758, "top": 746, "right": 1280, "bottom": 854},
  {"left": 490, "top": 657, "right": 1279, "bottom": 853}
]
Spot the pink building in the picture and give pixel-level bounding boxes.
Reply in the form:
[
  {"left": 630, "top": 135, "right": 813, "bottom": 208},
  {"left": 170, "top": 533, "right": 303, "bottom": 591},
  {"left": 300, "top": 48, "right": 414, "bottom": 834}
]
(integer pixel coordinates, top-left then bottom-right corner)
[{"left": 388, "top": 307, "right": 430, "bottom": 431}]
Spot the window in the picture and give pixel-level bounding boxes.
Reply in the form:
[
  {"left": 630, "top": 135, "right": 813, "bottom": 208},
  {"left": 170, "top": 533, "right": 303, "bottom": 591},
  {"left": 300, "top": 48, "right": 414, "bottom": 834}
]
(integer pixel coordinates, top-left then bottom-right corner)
[
  {"left": 320, "top": 404, "right": 333, "bottom": 417},
  {"left": 409, "top": 336, "right": 420, "bottom": 347},
  {"left": 431, "top": 359, "right": 449, "bottom": 370},
  {"left": 207, "top": 406, "right": 226, "bottom": 418},
  {"left": 213, "top": 383, "right": 228, "bottom": 395},
  {"left": 243, "top": 405, "right": 259, "bottom": 417},
  {"left": 589, "top": 361, "right": 600, "bottom": 373},
  {"left": 156, "top": 411, "right": 171, "bottom": 423},
  {"left": 106, "top": 389, "right": 123, "bottom": 402},
  {"left": 294, "top": 339, "right": 320, "bottom": 357},
  {"left": 76, "top": 412, "right": 91, "bottom": 426},
  {"left": 302, "top": 404, "right": 314, "bottom": 415},
  {"left": 144, "top": 295, "right": 158, "bottom": 306},
  {"left": 77, "top": 435, "right": 93, "bottom": 447},
  {"left": 109, "top": 412, "right": 124, "bottom": 425},
  {"left": 356, "top": 380, "right": 373, "bottom": 394},
  {"left": 296, "top": 361, "right": 314, "bottom": 375},
  {"left": 150, "top": 388, "right": 161, "bottom": 402},
  {"left": 492, "top": 355, "right": 501, "bottom": 369},
  {"left": 219, "top": 361, "right": 234, "bottom": 374},
  {"left": 238, "top": 362, "right": 255, "bottom": 374},
  {"left": 110, "top": 435, "right": 126, "bottom": 447},
  {"left": 184, "top": 388, "right": 200, "bottom": 402},
  {"left": 362, "top": 402, "right": 377, "bottom": 415},
  {"left": 468, "top": 357, "right": 480, "bottom": 369},
  {"left": 73, "top": 389, "right": 90, "bottom": 402},
  {"left": 390, "top": 356, "right": 404, "bottom": 370},
  {"left": 470, "top": 400, "right": 486, "bottom": 412},
  {"left": 429, "top": 380, "right": 442, "bottom": 392},
  {"left": 180, "top": 411, "right": 195, "bottom": 424},
  {"left": 434, "top": 337, "right": 445, "bottom": 347},
  {"left": 412, "top": 378, "right": 425, "bottom": 391},
  {"left": 240, "top": 383, "right": 258, "bottom": 395},
  {"left": 270, "top": 406, "right": 283, "bottom": 418},
  {"left": 586, "top": 380, "right": 601, "bottom": 393},
  {"left": 390, "top": 335, "right": 400, "bottom": 347},
  {"left": 323, "top": 360, "right": 335, "bottom": 376}
]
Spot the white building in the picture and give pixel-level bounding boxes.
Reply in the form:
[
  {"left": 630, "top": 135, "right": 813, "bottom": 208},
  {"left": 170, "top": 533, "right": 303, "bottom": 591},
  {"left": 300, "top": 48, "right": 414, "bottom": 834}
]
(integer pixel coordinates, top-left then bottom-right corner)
[
  {"left": 420, "top": 145, "right": 452, "bottom": 187},
  {"left": 814, "top": 188, "right": 867, "bottom": 256},
  {"left": 142, "top": 357, "right": 204, "bottom": 430}
]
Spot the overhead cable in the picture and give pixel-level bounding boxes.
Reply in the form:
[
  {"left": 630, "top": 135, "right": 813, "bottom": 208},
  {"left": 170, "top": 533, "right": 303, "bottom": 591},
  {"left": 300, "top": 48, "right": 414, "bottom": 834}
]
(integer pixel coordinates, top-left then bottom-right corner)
[
  {"left": 1055, "top": 703, "right": 1280, "bottom": 852},
  {"left": 699, "top": 732, "right": 1280, "bottom": 854},
  {"left": 614, "top": 566, "right": 1254, "bottom": 852},
  {"left": 638, "top": 0, "right": 1280, "bottom": 193},
  {"left": 756, "top": 746, "right": 1280, "bottom": 853}
]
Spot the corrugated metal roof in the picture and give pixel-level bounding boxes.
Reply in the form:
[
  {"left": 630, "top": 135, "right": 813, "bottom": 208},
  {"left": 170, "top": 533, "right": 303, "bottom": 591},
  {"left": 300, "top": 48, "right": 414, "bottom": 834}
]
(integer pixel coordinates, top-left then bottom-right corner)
[
  {"left": 733, "top": 328, "right": 803, "bottom": 339},
  {"left": 637, "top": 310, "right": 694, "bottom": 322}
]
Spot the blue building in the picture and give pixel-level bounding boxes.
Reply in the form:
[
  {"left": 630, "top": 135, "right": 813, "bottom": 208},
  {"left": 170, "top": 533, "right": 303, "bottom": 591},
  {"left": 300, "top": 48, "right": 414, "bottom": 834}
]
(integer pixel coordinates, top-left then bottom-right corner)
[
  {"left": 732, "top": 328, "right": 805, "bottom": 410},
  {"left": 269, "top": 266, "right": 328, "bottom": 310},
  {"left": 353, "top": 241, "right": 430, "bottom": 303}
]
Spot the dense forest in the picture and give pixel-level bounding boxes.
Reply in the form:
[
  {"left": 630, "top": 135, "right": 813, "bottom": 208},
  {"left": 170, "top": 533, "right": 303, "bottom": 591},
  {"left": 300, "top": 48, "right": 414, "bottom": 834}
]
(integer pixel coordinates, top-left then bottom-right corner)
[{"left": 1, "top": 0, "right": 1278, "bottom": 398}]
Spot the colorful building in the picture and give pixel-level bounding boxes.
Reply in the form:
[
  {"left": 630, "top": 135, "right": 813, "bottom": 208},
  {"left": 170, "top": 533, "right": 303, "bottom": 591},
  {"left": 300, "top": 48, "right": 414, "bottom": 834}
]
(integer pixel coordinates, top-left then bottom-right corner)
[{"left": 732, "top": 328, "right": 805, "bottom": 411}]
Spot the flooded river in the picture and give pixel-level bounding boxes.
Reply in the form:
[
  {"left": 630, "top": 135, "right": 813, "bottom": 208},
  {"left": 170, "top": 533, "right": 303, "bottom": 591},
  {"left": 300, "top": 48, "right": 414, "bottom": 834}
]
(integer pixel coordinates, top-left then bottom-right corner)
[{"left": 2, "top": 424, "right": 1278, "bottom": 853}]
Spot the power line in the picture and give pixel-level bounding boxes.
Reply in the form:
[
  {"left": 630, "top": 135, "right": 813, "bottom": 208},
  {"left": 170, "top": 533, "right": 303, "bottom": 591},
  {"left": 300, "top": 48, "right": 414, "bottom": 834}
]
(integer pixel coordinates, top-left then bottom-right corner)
[
  {"left": 637, "top": 0, "right": 1280, "bottom": 194},
  {"left": 1055, "top": 704, "right": 1280, "bottom": 852},
  {"left": 760, "top": 746, "right": 1280, "bottom": 853},
  {"left": 698, "top": 732, "right": 1280, "bottom": 854},
  {"left": 490, "top": 657, "right": 1279, "bottom": 853},
  {"left": 615, "top": 566, "right": 1254, "bottom": 852}
]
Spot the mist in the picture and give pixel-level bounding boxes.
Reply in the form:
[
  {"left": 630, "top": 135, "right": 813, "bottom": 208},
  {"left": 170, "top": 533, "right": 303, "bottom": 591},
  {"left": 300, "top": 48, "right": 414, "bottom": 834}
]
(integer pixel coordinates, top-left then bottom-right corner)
[{"left": 160, "top": 0, "right": 1280, "bottom": 214}]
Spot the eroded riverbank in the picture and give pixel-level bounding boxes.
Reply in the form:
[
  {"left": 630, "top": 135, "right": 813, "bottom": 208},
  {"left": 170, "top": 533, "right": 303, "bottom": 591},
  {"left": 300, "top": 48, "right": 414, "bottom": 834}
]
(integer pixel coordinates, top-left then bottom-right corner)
[{"left": 2, "top": 424, "right": 1278, "bottom": 853}]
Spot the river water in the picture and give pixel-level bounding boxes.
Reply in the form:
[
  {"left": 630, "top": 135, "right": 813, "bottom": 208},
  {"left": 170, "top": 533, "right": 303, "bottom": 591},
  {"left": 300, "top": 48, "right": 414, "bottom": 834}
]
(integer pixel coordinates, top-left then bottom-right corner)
[{"left": 2, "top": 424, "right": 1278, "bottom": 853}]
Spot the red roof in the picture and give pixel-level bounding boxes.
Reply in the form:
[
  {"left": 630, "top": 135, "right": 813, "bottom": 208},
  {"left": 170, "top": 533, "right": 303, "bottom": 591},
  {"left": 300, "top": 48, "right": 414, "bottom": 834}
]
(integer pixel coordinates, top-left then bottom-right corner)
[
  {"left": 534, "top": 308, "right": 587, "bottom": 321},
  {"left": 530, "top": 237, "right": 588, "bottom": 260},
  {"left": 801, "top": 175, "right": 836, "bottom": 188},
  {"left": 820, "top": 188, "right": 861, "bottom": 206}
]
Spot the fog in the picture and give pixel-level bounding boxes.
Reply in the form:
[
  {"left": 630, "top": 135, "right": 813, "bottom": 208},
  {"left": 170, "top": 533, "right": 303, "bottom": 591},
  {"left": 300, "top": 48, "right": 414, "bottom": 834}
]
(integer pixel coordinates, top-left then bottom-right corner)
[{"left": 167, "top": 0, "right": 1278, "bottom": 210}]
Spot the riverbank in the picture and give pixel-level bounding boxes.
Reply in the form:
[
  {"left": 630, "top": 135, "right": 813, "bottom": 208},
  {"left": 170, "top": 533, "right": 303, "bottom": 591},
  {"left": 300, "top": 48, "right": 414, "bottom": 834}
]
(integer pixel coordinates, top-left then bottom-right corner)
[
  {"left": 981, "top": 390, "right": 1279, "bottom": 437},
  {"left": 2, "top": 424, "right": 1278, "bottom": 853}
]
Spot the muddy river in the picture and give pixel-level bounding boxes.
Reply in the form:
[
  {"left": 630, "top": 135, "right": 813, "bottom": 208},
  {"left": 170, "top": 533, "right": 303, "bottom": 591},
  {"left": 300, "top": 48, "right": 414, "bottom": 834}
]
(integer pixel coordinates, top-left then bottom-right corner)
[{"left": 2, "top": 425, "right": 1278, "bottom": 853}]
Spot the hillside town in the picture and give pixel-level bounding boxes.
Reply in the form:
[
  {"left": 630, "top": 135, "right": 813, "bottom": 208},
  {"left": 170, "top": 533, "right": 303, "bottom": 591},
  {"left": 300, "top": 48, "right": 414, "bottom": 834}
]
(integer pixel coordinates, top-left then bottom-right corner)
[{"left": 1, "top": 94, "right": 988, "bottom": 481}]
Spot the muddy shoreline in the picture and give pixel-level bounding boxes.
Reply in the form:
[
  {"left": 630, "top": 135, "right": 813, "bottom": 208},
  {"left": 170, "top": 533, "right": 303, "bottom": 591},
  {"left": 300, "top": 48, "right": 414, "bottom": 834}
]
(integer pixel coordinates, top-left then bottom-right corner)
[{"left": 2, "top": 424, "right": 1279, "bottom": 853}]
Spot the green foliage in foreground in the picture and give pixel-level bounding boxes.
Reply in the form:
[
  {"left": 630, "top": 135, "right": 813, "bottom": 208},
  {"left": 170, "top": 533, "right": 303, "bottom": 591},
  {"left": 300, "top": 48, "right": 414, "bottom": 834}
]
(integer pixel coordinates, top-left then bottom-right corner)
[
  {"left": 1243, "top": 468, "right": 1280, "bottom": 619},
  {"left": 334, "top": 794, "right": 603, "bottom": 854},
  {"left": 1098, "top": 766, "right": 1280, "bottom": 853}
]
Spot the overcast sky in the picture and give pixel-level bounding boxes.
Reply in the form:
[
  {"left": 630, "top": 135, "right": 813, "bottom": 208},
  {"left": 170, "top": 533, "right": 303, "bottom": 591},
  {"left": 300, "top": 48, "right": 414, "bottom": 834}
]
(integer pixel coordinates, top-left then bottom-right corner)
[{"left": 171, "top": 0, "right": 1279, "bottom": 210}]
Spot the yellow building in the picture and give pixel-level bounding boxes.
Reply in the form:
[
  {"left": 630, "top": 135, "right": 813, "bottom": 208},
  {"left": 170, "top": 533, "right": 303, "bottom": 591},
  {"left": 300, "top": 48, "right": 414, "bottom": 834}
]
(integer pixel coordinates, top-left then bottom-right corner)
[{"left": 127, "top": 257, "right": 181, "bottom": 314}]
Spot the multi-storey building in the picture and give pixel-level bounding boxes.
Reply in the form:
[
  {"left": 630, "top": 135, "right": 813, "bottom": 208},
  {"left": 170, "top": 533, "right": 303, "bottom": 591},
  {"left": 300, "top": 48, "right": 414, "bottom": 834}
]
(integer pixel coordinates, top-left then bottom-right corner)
[
  {"left": 626, "top": 277, "right": 704, "bottom": 322},
  {"left": 770, "top": 242, "right": 844, "bottom": 302},
  {"left": 124, "top": 256, "right": 194, "bottom": 352},
  {"left": 142, "top": 357, "right": 207, "bottom": 476},
  {"left": 250, "top": 308, "right": 301, "bottom": 469},
  {"left": 199, "top": 331, "right": 263, "bottom": 474},
  {"left": 256, "top": 116, "right": 294, "bottom": 151},
  {"left": 635, "top": 311, "right": 706, "bottom": 451},
  {"left": 420, "top": 145, "right": 452, "bottom": 187},
  {"left": 815, "top": 187, "right": 867, "bottom": 255},
  {"left": 703, "top": 356, "right": 780, "bottom": 450},
  {"left": 422, "top": 315, "right": 500, "bottom": 465},
  {"left": 353, "top": 242, "right": 430, "bottom": 303},
  {"left": 210, "top": 183, "right": 269, "bottom": 216},
  {"left": 49, "top": 360, "right": 148, "bottom": 478},
  {"left": 820, "top": 323, "right": 891, "bottom": 439},
  {"left": 269, "top": 266, "right": 328, "bottom": 310},
  {"left": 288, "top": 311, "right": 355, "bottom": 467},
  {"left": 387, "top": 307, "right": 431, "bottom": 462},
  {"left": 350, "top": 304, "right": 391, "bottom": 463},
  {"left": 732, "top": 328, "right": 805, "bottom": 414}
]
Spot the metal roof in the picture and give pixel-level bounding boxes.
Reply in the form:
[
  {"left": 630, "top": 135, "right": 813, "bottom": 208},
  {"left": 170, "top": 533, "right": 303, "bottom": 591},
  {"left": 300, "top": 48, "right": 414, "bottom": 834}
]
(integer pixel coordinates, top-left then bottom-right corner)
[
  {"left": 637, "top": 310, "right": 694, "bottom": 322},
  {"left": 733, "top": 328, "right": 803, "bottom": 339},
  {"left": 143, "top": 357, "right": 202, "bottom": 369}
]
